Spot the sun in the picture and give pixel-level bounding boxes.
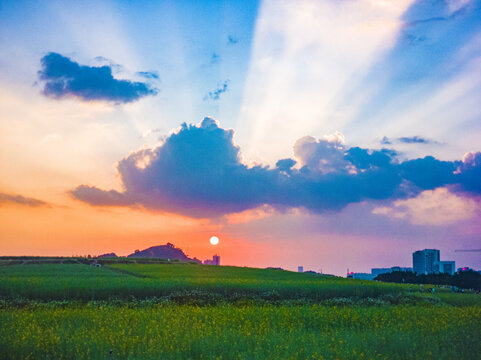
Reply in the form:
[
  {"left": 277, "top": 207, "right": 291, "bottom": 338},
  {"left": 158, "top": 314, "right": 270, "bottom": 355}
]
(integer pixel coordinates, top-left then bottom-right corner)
[{"left": 209, "top": 236, "right": 219, "bottom": 245}]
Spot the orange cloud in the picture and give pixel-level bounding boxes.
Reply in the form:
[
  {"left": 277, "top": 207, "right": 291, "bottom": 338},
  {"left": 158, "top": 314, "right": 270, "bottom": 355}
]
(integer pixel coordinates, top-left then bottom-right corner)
[{"left": 372, "top": 187, "right": 479, "bottom": 225}]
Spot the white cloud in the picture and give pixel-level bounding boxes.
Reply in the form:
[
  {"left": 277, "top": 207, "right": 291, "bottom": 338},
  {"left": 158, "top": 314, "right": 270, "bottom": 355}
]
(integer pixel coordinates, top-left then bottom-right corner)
[
  {"left": 372, "top": 187, "right": 479, "bottom": 225},
  {"left": 293, "top": 132, "right": 350, "bottom": 174}
]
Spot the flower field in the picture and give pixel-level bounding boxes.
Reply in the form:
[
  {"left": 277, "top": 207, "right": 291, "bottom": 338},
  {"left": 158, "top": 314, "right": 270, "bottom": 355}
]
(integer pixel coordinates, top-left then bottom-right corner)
[{"left": 1, "top": 303, "right": 480, "bottom": 359}]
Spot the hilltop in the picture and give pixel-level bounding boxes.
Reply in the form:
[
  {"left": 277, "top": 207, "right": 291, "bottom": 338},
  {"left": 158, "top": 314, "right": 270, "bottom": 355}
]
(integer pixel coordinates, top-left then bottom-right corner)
[{"left": 127, "top": 243, "right": 201, "bottom": 263}]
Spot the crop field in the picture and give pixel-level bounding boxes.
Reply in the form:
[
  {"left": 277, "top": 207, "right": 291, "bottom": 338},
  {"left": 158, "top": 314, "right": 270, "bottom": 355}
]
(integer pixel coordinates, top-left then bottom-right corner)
[
  {"left": 1, "top": 262, "right": 480, "bottom": 359},
  {"left": 0, "top": 263, "right": 406, "bottom": 302}
]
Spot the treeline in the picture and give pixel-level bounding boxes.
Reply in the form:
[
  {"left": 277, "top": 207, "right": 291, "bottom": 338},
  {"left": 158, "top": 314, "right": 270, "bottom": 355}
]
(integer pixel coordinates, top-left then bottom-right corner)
[{"left": 375, "top": 270, "right": 481, "bottom": 290}]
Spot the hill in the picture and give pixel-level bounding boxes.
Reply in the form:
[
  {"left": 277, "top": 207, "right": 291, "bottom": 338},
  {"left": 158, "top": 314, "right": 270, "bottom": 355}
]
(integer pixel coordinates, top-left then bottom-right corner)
[{"left": 127, "top": 243, "right": 200, "bottom": 263}]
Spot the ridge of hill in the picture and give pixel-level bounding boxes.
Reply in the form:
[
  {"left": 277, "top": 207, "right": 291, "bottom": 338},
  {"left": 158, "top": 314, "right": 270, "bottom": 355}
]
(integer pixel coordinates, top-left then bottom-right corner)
[{"left": 127, "top": 243, "right": 200, "bottom": 263}]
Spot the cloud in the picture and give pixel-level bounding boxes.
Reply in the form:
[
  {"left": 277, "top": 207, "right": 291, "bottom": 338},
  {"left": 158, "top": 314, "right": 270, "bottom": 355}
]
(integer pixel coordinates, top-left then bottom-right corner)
[
  {"left": 140, "top": 127, "right": 163, "bottom": 139},
  {"left": 71, "top": 118, "right": 481, "bottom": 219},
  {"left": 72, "top": 117, "right": 276, "bottom": 217},
  {"left": 403, "top": 0, "right": 471, "bottom": 28},
  {"left": 275, "top": 158, "right": 296, "bottom": 174},
  {"left": 293, "top": 132, "right": 351, "bottom": 175},
  {"left": 381, "top": 136, "right": 392, "bottom": 145},
  {"left": 372, "top": 187, "right": 479, "bottom": 225},
  {"left": 225, "top": 205, "right": 274, "bottom": 224},
  {"left": 205, "top": 81, "right": 229, "bottom": 101},
  {"left": 71, "top": 186, "right": 132, "bottom": 207},
  {"left": 381, "top": 136, "right": 439, "bottom": 145},
  {"left": 211, "top": 52, "right": 220, "bottom": 64},
  {"left": 398, "top": 136, "right": 433, "bottom": 144},
  {"left": 456, "top": 151, "right": 481, "bottom": 193},
  {"left": 137, "top": 71, "right": 160, "bottom": 80},
  {"left": 0, "top": 192, "right": 49, "bottom": 207},
  {"left": 38, "top": 52, "right": 158, "bottom": 103},
  {"left": 227, "top": 35, "right": 239, "bottom": 45},
  {"left": 92, "top": 56, "right": 124, "bottom": 73}
]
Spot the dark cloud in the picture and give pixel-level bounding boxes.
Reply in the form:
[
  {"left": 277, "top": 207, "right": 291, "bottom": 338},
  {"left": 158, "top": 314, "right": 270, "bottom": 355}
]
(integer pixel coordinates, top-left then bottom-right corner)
[
  {"left": 398, "top": 136, "right": 433, "bottom": 144},
  {"left": 71, "top": 186, "right": 133, "bottom": 207},
  {"left": 72, "top": 118, "right": 276, "bottom": 217},
  {"left": 205, "top": 81, "right": 229, "bottom": 101},
  {"left": 276, "top": 159, "right": 296, "bottom": 174},
  {"left": 38, "top": 52, "right": 158, "bottom": 103},
  {"left": 0, "top": 192, "right": 49, "bottom": 207},
  {"left": 137, "top": 71, "right": 160, "bottom": 80},
  {"left": 402, "top": 33, "right": 427, "bottom": 46},
  {"left": 400, "top": 156, "right": 457, "bottom": 190},
  {"left": 381, "top": 136, "right": 438, "bottom": 145},
  {"left": 380, "top": 136, "right": 392, "bottom": 145},
  {"left": 71, "top": 118, "right": 481, "bottom": 218},
  {"left": 227, "top": 35, "right": 239, "bottom": 45},
  {"left": 94, "top": 56, "right": 110, "bottom": 62},
  {"left": 345, "top": 147, "right": 395, "bottom": 170},
  {"left": 405, "top": 7, "right": 468, "bottom": 28},
  {"left": 456, "top": 152, "right": 481, "bottom": 194}
]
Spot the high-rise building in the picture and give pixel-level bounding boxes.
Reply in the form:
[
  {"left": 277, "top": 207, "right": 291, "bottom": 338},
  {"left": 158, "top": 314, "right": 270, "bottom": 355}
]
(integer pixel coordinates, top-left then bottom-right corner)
[
  {"left": 413, "top": 249, "right": 440, "bottom": 275},
  {"left": 298, "top": 266, "right": 303, "bottom": 273},
  {"left": 439, "top": 261, "right": 455, "bottom": 275}
]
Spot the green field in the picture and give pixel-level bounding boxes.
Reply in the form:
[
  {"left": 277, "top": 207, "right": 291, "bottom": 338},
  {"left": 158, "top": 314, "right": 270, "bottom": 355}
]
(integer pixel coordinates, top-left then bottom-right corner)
[
  {"left": 0, "top": 263, "right": 406, "bottom": 302},
  {"left": 1, "top": 262, "right": 480, "bottom": 359}
]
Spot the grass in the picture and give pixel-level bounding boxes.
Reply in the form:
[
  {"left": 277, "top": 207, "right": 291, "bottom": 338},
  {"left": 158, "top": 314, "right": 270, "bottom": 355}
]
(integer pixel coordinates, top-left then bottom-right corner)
[
  {"left": 1, "top": 303, "right": 480, "bottom": 360},
  {"left": 1, "top": 262, "right": 480, "bottom": 359},
  {"left": 0, "top": 263, "right": 407, "bottom": 302}
]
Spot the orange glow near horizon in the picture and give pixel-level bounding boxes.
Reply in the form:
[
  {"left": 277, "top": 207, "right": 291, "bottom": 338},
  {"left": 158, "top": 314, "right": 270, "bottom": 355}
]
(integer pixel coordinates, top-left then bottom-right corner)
[{"left": 0, "top": 198, "right": 274, "bottom": 269}]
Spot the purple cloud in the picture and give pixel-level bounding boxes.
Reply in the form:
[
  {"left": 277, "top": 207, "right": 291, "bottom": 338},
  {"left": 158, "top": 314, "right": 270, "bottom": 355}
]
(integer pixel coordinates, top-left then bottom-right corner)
[
  {"left": 71, "top": 118, "right": 481, "bottom": 218},
  {"left": 381, "top": 135, "right": 438, "bottom": 145},
  {"left": 38, "top": 52, "right": 158, "bottom": 103},
  {"left": 0, "top": 192, "right": 49, "bottom": 207}
]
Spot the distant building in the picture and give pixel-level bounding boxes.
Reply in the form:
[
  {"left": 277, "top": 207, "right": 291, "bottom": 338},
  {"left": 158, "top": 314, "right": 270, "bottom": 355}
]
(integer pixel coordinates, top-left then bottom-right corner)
[
  {"left": 204, "top": 254, "right": 220, "bottom": 266},
  {"left": 439, "top": 261, "right": 455, "bottom": 275},
  {"left": 413, "top": 249, "right": 440, "bottom": 275},
  {"left": 412, "top": 249, "right": 456, "bottom": 275},
  {"left": 348, "top": 272, "right": 375, "bottom": 280},
  {"left": 371, "top": 268, "right": 392, "bottom": 277},
  {"left": 458, "top": 267, "right": 472, "bottom": 272},
  {"left": 298, "top": 266, "right": 303, "bottom": 273},
  {"left": 390, "top": 266, "right": 412, "bottom": 272},
  {"left": 371, "top": 267, "right": 412, "bottom": 278}
]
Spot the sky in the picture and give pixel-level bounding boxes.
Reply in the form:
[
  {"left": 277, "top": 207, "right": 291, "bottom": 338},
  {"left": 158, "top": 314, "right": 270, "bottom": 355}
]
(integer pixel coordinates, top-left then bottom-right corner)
[{"left": 0, "top": 0, "right": 480, "bottom": 276}]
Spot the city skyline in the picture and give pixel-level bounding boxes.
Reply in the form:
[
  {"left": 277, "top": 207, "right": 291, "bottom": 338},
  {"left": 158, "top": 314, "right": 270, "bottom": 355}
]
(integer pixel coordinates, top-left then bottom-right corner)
[{"left": 1, "top": 0, "right": 481, "bottom": 276}]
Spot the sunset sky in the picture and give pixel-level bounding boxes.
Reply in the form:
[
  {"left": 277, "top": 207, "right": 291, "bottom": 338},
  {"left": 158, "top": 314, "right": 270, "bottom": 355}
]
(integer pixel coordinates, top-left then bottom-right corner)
[{"left": 1, "top": 0, "right": 480, "bottom": 275}]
